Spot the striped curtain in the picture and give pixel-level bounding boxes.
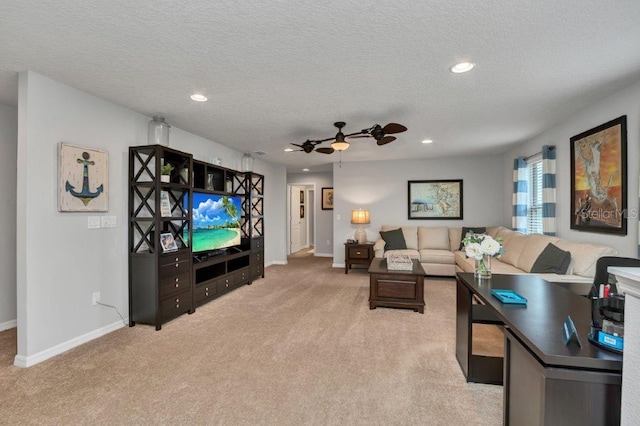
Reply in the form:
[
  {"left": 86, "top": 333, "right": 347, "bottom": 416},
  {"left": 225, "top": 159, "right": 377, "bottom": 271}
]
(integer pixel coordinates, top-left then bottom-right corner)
[
  {"left": 542, "top": 145, "right": 556, "bottom": 236},
  {"left": 512, "top": 157, "right": 528, "bottom": 233}
]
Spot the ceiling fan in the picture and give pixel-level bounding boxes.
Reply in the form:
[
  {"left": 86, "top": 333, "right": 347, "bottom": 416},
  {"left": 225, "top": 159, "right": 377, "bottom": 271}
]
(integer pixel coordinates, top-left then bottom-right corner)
[{"left": 289, "top": 121, "right": 407, "bottom": 154}]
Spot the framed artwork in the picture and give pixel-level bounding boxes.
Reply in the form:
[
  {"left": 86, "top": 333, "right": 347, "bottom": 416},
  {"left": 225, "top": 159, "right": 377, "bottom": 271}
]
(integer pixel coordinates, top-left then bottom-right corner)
[
  {"left": 321, "top": 187, "right": 334, "bottom": 210},
  {"left": 160, "top": 233, "right": 178, "bottom": 252},
  {"left": 570, "top": 116, "right": 627, "bottom": 235},
  {"left": 408, "top": 180, "right": 463, "bottom": 220},
  {"left": 300, "top": 190, "right": 304, "bottom": 204},
  {"left": 58, "top": 143, "right": 108, "bottom": 212},
  {"left": 300, "top": 205, "right": 305, "bottom": 218}
]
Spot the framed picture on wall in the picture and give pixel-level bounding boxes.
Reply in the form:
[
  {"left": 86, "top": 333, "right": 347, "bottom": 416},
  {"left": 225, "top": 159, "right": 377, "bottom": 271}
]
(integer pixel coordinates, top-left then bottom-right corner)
[
  {"left": 408, "top": 180, "right": 463, "bottom": 220},
  {"left": 570, "top": 115, "right": 627, "bottom": 235},
  {"left": 322, "top": 187, "right": 334, "bottom": 210},
  {"left": 58, "top": 142, "right": 108, "bottom": 212}
]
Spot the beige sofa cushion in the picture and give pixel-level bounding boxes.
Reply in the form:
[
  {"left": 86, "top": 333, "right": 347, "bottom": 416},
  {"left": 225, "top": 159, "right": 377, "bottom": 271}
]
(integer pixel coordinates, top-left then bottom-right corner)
[
  {"left": 500, "top": 232, "right": 527, "bottom": 266},
  {"left": 554, "top": 240, "right": 618, "bottom": 277},
  {"left": 448, "top": 227, "right": 462, "bottom": 252},
  {"left": 454, "top": 252, "right": 524, "bottom": 274},
  {"left": 419, "top": 249, "right": 455, "bottom": 264},
  {"left": 418, "top": 226, "right": 450, "bottom": 250},
  {"left": 381, "top": 225, "right": 418, "bottom": 250},
  {"left": 516, "top": 234, "right": 562, "bottom": 272}
]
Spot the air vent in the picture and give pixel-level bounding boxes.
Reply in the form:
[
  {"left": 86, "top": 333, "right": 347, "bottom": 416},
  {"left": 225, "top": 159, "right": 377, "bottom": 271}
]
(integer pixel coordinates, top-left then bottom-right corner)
[{"left": 253, "top": 151, "right": 267, "bottom": 156}]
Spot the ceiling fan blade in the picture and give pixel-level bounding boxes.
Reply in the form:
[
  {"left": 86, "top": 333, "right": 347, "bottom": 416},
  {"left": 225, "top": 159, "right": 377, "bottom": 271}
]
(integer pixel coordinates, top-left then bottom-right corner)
[
  {"left": 377, "top": 136, "right": 396, "bottom": 146},
  {"left": 348, "top": 135, "right": 371, "bottom": 139},
  {"left": 381, "top": 123, "right": 407, "bottom": 134},
  {"left": 315, "top": 147, "right": 335, "bottom": 154}
]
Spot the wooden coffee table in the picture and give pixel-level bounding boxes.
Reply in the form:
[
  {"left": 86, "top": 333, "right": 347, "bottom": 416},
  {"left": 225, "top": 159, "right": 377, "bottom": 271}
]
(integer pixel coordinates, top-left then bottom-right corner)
[{"left": 368, "top": 257, "right": 425, "bottom": 313}]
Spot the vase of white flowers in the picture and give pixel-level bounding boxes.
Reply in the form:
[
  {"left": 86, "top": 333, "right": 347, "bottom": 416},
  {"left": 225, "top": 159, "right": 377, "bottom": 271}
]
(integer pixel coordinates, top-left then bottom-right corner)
[{"left": 462, "top": 232, "right": 504, "bottom": 279}]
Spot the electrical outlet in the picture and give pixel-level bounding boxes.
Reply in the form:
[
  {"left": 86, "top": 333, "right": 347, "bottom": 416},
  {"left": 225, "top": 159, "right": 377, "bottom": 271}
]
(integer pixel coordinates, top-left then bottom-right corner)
[{"left": 92, "top": 292, "right": 101, "bottom": 306}]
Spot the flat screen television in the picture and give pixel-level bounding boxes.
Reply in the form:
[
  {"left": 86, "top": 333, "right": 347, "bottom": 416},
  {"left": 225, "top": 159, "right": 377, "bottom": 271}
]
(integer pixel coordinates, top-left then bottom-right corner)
[{"left": 185, "top": 192, "right": 243, "bottom": 254}]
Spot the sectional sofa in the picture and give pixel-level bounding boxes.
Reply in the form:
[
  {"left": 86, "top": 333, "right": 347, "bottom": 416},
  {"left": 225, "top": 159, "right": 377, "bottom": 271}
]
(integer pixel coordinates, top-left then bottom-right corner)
[{"left": 373, "top": 225, "right": 618, "bottom": 295}]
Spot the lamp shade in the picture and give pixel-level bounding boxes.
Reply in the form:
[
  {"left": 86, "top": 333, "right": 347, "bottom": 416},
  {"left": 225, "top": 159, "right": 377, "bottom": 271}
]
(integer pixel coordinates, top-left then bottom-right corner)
[
  {"left": 331, "top": 132, "right": 350, "bottom": 151},
  {"left": 351, "top": 209, "right": 370, "bottom": 224}
]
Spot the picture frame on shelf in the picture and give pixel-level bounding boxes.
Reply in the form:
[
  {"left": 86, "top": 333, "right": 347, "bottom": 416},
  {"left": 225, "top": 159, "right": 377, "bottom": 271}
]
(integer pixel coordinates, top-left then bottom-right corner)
[
  {"left": 160, "top": 191, "right": 171, "bottom": 217},
  {"left": 160, "top": 233, "right": 178, "bottom": 252},
  {"left": 408, "top": 180, "right": 463, "bottom": 220},
  {"left": 322, "top": 187, "right": 334, "bottom": 210},
  {"left": 570, "top": 116, "right": 627, "bottom": 235}
]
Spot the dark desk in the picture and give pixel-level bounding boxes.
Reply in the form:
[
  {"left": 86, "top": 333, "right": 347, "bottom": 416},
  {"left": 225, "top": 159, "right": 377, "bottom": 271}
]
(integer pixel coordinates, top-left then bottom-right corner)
[{"left": 455, "top": 273, "right": 622, "bottom": 425}]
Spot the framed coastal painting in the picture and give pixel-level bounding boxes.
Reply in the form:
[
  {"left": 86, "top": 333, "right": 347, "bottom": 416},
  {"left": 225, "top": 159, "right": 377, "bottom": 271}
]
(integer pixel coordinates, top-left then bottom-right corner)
[
  {"left": 322, "top": 187, "right": 334, "bottom": 210},
  {"left": 570, "top": 116, "right": 627, "bottom": 235},
  {"left": 408, "top": 180, "right": 463, "bottom": 220},
  {"left": 58, "top": 143, "right": 108, "bottom": 212}
]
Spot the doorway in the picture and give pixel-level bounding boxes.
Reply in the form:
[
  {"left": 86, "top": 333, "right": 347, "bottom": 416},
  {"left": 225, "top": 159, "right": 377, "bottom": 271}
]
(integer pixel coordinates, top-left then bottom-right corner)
[{"left": 287, "top": 183, "right": 316, "bottom": 256}]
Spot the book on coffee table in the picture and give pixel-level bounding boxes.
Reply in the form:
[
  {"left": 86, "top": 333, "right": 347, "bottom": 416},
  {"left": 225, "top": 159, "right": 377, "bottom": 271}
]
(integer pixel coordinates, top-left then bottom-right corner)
[{"left": 387, "top": 254, "right": 413, "bottom": 271}]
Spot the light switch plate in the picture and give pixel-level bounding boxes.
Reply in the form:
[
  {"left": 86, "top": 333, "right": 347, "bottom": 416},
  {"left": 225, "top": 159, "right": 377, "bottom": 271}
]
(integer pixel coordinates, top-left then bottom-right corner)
[
  {"left": 101, "top": 216, "right": 116, "bottom": 228},
  {"left": 88, "top": 216, "right": 101, "bottom": 229}
]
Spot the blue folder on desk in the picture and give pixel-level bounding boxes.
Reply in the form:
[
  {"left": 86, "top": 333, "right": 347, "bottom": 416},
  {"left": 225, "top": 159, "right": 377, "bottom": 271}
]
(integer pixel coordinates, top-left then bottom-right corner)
[{"left": 491, "top": 289, "right": 527, "bottom": 305}]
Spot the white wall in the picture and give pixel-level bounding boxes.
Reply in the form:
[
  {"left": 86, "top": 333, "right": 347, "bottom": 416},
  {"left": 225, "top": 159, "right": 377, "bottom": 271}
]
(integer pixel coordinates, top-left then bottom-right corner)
[
  {"left": 332, "top": 156, "right": 505, "bottom": 266},
  {"left": 287, "top": 172, "right": 333, "bottom": 256},
  {"left": 15, "top": 71, "right": 287, "bottom": 366},
  {"left": 502, "top": 79, "right": 640, "bottom": 257},
  {"left": 0, "top": 103, "right": 17, "bottom": 329}
]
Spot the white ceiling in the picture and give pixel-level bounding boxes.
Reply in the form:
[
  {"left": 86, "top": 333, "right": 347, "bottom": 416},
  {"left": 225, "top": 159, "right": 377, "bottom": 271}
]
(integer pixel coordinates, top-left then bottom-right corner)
[{"left": 1, "top": 1, "right": 640, "bottom": 172}]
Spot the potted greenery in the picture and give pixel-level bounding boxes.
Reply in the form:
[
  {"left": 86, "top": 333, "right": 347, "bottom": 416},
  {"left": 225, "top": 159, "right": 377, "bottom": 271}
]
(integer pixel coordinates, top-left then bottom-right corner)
[{"left": 160, "top": 163, "right": 174, "bottom": 183}]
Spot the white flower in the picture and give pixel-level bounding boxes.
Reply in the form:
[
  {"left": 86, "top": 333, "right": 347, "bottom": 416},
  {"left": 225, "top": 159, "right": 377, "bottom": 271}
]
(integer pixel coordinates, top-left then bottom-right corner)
[
  {"left": 480, "top": 237, "right": 501, "bottom": 256},
  {"left": 464, "top": 242, "right": 484, "bottom": 260}
]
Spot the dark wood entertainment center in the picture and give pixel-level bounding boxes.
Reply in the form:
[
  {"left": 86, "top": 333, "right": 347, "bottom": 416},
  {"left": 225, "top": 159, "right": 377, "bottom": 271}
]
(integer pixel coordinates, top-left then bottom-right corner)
[{"left": 128, "top": 145, "right": 264, "bottom": 330}]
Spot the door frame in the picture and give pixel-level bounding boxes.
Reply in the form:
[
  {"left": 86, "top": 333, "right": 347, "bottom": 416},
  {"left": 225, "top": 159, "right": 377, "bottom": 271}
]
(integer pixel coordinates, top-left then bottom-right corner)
[{"left": 286, "top": 182, "right": 317, "bottom": 255}]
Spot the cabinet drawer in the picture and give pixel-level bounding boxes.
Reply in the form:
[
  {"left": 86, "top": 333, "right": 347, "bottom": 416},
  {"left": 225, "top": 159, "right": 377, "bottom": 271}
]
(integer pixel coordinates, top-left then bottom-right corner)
[
  {"left": 252, "top": 251, "right": 263, "bottom": 264},
  {"left": 160, "top": 251, "right": 190, "bottom": 267},
  {"left": 161, "top": 289, "right": 191, "bottom": 321},
  {"left": 252, "top": 238, "right": 264, "bottom": 251},
  {"left": 235, "top": 267, "right": 250, "bottom": 284},
  {"left": 194, "top": 282, "right": 216, "bottom": 303},
  {"left": 159, "top": 272, "right": 191, "bottom": 297},
  {"left": 348, "top": 247, "right": 370, "bottom": 259},
  {"left": 217, "top": 275, "right": 236, "bottom": 293},
  {"left": 160, "top": 258, "right": 190, "bottom": 277},
  {"left": 252, "top": 263, "right": 263, "bottom": 279}
]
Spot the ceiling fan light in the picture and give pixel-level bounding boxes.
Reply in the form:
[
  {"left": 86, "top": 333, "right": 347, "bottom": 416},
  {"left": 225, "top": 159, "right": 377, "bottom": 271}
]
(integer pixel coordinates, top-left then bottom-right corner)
[
  {"left": 331, "top": 140, "right": 350, "bottom": 151},
  {"left": 450, "top": 62, "right": 475, "bottom": 73}
]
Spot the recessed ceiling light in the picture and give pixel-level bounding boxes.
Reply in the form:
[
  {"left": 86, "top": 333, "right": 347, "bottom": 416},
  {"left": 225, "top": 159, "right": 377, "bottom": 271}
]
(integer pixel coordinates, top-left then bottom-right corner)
[
  {"left": 422, "top": 139, "right": 433, "bottom": 144},
  {"left": 190, "top": 93, "right": 208, "bottom": 102},
  {"left": 284, "top": 148, "right": 294, "bottom": 152},
  {"left": 450, "top": 62, "right": 475, "bottom": 73},
  {"left": 302, "top": 168, "right": 310, "bottom": 172}
]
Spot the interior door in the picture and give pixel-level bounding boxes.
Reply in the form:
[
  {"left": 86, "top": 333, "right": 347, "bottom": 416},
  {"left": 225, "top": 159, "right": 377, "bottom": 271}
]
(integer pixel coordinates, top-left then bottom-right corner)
[{"left": 290, "top": 185, "right": 302, "bottom": 254}]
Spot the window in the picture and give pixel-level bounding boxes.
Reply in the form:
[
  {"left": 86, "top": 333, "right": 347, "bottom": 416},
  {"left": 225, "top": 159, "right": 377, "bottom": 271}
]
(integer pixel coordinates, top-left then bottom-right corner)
[{"left": 527, "top": 155, "right": 543, "bottom": 234}]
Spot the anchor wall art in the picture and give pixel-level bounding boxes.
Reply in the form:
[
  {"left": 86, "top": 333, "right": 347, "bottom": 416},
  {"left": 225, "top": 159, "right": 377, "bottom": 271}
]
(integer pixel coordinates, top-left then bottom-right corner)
[{"left": 58, "top": 143, "right": 109, "bottom": 212}]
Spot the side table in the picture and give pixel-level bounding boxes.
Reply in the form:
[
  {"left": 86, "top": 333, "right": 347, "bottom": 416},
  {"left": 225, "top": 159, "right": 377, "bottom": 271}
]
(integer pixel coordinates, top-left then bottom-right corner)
[{"left": 344, "top": 242, "right": 374, "bottom": 274}]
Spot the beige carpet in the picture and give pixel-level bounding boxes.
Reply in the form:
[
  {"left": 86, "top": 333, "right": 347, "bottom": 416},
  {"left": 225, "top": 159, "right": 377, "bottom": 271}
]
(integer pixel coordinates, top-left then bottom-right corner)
[{"left": 0, "top": 256, "right": 502, "bottom": 425}]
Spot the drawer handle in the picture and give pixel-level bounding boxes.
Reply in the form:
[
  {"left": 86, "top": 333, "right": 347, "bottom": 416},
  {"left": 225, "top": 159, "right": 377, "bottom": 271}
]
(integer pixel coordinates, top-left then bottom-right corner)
[
  {"left": 175, "top": 283, "right": 179, "bottom": 288},
  {"left": 175, "top": 277, "right": 179, "bottom": 282},
  {"left": 175, "top": 263, "right": 179, "bottom": 268},
  {"left": 225, "top": 279, "right": 229, "bottom": 283},
  {"left": 205, "top": 287, "right": 209, "bottom": 291},
  {"left": 175, "top": 298, "right": 180, "bottom": 303},
  {"left": 356, "top": 251, "right": 361, "bottom": 255},
  {"left": 225, "top": 283, "right": 229, "bottom": 288},
  {"left": 205, "top": 292, "right": 209, "bottom": 296},
  {"left": 175, "top": 257, "right": 179, "bottom": 262},
  {"left": 176, "top": 304, "right": 180, "bottom": 308}
]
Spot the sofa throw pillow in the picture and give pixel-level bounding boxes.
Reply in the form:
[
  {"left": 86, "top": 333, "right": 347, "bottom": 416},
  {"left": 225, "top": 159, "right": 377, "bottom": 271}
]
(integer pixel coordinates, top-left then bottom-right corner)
[
  {"left": 379, "top": 229, "right": 407, "bottom": 251},
  {"left": 459, "top": 227, "right": 487, "bottom": 250},
  {"left": 530, "top": 243, "right": 571, "bottom": 274}
]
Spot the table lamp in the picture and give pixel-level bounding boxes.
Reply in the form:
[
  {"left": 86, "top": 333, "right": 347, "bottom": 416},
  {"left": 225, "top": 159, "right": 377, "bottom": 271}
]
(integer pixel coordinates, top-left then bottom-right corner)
[{"left": 351, "top": 209, "right": 370, "bottom": 244}]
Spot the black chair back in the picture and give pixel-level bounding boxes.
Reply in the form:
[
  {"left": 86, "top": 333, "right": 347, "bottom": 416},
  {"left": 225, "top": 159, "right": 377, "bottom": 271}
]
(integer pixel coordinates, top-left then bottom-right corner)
[{"left": 589, "top": 256, "right": 640, "bottom": 298}]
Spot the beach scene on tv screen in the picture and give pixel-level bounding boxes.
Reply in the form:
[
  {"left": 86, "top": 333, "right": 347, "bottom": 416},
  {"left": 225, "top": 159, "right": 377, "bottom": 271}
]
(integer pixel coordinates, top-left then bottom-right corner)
[{"left": 191, "top": 193, "right": 242, "bottom": 252}]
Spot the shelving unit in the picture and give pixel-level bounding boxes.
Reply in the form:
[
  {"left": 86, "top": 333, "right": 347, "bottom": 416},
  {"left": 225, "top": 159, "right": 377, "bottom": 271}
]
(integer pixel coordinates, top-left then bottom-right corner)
[
  {"left": 128, "top": 145, "right": 193, "bottom": 330},
  {"left": 129, "top": 146, "right": 266, "bottom": 328}
]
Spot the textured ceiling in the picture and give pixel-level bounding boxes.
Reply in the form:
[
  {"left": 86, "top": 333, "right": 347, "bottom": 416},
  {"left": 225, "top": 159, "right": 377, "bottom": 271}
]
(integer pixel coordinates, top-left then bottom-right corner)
[{"left": 1, "top": 1, "right": 640, "bottom": 171}]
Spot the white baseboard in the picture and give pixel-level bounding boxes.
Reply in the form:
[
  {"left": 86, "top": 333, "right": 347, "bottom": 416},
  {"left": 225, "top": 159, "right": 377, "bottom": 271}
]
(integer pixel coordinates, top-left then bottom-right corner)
[
  {"left": 13, "top": 320, "right": 126, "bottom": 368},
  {"left": 266, "top": 260, "right": 287, "bottom": 267},
  {"left": 314, "top": 253, "right": 333, "bottom": 258},
  {"left": 333, "top": 262, "right": 346, "bottom": 268},
  {"left": 0, "top": 319, "right": 16, "bottom": 332}
]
